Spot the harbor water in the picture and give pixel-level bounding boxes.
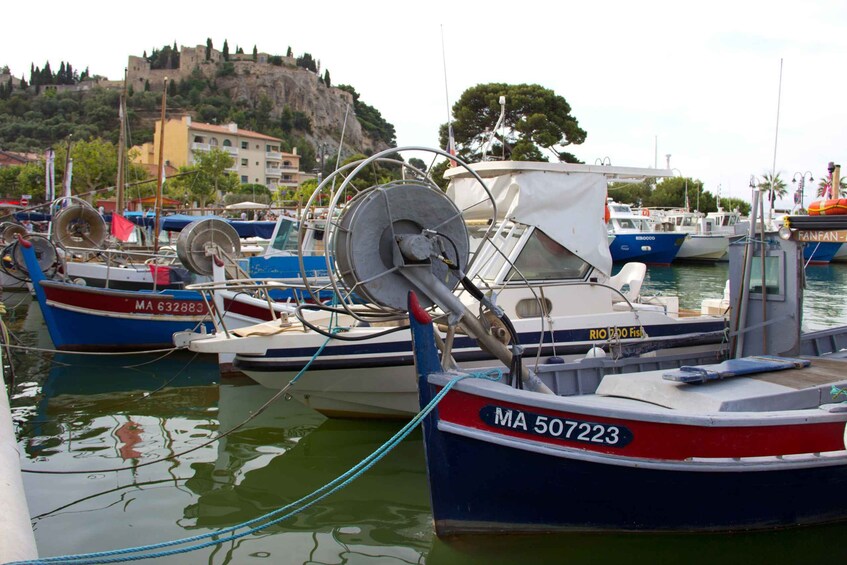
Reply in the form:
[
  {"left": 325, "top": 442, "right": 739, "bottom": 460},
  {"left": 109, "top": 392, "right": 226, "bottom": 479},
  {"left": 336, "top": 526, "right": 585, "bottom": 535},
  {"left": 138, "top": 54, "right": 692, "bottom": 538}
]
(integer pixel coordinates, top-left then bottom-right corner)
[{"left": 6, "top": 262, "right": 847, "bottom": 564}]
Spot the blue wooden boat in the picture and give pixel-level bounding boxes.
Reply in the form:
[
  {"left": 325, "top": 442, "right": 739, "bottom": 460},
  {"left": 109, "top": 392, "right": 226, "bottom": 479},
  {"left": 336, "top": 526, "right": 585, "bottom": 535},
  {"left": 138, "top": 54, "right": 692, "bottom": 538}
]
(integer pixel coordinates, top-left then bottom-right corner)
[
  {"left": 410, "top": 287, "right": 847, "bottom": 534},
  {"left": 19, "top": 236, "right": 215, "bottom": 351}
]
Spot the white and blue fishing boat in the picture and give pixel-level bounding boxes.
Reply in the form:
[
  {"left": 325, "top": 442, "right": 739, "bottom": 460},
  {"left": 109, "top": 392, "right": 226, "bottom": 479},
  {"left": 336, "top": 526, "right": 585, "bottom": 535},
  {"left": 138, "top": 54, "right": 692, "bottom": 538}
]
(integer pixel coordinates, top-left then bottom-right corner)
[
  {"left": 183, "top": 149, "right": 729, "bottom": 418},
  {"left": 607, "top": 201, "right": 686, "bottom": 264}
]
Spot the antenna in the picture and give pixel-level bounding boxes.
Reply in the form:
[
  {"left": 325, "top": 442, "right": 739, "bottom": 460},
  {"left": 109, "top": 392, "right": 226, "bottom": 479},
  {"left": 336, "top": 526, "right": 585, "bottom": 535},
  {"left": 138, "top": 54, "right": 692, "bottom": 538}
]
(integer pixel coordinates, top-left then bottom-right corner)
[
  {"left": 440, "top": 25, "right": 456, "bottom": 165},
  {"left": 769, "top": 58, "right": 783, "bottom": 223}
]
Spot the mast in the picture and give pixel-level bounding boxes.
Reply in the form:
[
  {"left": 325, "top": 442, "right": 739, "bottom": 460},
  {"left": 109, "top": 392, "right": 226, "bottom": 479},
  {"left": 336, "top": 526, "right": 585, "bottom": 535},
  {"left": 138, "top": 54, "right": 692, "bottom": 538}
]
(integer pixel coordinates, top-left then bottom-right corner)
[
  {"left": 115, "top": 68, "right": 128, "bottom": 214},
  {"left": 153, "top": 77, "right": 168, "bottom": 255}
]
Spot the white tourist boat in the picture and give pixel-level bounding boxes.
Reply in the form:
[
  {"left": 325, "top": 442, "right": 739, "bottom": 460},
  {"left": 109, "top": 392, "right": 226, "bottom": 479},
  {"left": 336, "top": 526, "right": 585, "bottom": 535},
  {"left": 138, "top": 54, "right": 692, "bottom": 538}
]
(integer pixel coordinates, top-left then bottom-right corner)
[
  {"left": 182, "top": 150, "right": 729, "bottom": 418},
  {"left": 650, "top": 208, "right": 731, "bottom": 262}
]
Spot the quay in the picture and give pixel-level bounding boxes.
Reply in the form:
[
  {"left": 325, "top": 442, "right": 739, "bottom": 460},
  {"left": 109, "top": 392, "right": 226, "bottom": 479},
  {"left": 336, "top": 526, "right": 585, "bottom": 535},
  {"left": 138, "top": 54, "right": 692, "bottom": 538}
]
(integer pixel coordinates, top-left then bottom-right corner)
[{"left": 0, "top": 343, "right": 38, "bottom": 562}]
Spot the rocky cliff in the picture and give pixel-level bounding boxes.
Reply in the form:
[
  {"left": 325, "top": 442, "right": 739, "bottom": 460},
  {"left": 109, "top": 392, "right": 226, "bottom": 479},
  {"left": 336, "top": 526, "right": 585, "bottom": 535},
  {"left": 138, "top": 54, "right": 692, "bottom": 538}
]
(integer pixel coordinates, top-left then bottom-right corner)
[{"left": 127, "top": 46, "right": 391, "bottom": 156}]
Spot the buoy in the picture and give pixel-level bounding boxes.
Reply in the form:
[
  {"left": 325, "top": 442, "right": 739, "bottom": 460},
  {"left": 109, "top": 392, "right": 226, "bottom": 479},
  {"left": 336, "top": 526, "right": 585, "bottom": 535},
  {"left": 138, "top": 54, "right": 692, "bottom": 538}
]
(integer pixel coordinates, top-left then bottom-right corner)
[
  {"left": 585, "top": 346, "right": 606, "bottom": 359},
  {"left": 808, "top": 199, "right": 847, "bottom": 216},
  {"left": 641, "top": 209, "right": 651, "bottom": 217}
]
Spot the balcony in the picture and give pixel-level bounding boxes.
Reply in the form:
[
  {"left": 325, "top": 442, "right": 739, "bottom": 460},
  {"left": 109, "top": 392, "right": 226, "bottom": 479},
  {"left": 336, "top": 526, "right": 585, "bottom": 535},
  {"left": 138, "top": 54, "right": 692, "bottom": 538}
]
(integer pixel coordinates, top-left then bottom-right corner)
[
  {"left": 191, "top": 142, "right": 210, "bottom": 152},
  {"left": 223, "top": 146, "right": 239, "bottom": 156},
  {"left": 265, "top": 168, "right": 282, "bottom": 177},
  {"left": 266, "top": 151, "right": 282, "bottom": 160}
]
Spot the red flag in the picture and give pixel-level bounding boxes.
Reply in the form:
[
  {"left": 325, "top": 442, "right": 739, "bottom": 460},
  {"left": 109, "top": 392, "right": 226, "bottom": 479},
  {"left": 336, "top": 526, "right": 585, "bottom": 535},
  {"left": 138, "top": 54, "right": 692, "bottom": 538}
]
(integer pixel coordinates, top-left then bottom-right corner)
[
  {"left": 111, "top": 213, "right": 135, "bottom": 242},
  {"left": 148, "top": 264, "right": 170, "bottom": 285}
]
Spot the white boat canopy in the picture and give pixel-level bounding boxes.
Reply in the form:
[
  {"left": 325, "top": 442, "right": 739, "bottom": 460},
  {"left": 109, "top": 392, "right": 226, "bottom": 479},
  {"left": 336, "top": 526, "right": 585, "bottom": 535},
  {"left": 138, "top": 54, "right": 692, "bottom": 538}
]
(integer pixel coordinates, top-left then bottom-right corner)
[{"left": 446, "top": 161, "right": 672, "bottom": 278}]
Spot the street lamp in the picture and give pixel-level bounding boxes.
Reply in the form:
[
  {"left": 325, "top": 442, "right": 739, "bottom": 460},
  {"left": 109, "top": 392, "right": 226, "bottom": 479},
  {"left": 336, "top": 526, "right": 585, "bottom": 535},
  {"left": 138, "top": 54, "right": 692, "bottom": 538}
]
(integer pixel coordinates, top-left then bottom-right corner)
[{"left": 791, "top": 171, "right": 814, "bottom": 213}]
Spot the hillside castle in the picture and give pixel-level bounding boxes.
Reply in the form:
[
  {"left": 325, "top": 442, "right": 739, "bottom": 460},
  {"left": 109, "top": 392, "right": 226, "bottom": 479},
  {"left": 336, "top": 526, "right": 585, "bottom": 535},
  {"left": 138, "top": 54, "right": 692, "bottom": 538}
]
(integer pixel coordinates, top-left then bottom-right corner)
[{"left": 126, "top": 44, "right": 379, "bottom": 154}]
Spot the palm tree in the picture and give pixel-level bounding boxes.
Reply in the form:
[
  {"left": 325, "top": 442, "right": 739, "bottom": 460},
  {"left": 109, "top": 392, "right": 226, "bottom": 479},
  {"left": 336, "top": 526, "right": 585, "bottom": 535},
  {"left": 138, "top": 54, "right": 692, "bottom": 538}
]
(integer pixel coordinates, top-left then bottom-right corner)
[
  {"left": 757, "top": 172, "right": 787, "bottom": 218},
  {"left": 817, "top": 176, "right": 847, "bottom": 198}
]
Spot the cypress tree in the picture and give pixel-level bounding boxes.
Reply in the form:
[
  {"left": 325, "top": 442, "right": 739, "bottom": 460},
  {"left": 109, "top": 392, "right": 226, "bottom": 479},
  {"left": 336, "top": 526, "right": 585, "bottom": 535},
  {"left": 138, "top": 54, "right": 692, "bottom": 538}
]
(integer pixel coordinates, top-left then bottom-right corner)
[
  {"left": 223, "top": 40, "right": 230, "bottom": 61},
  {"left": 205, "top": 38, "right": 212, "bottom": 61},
  {"left": 252, "top": 45, "right": 258, "bottom": 62}
]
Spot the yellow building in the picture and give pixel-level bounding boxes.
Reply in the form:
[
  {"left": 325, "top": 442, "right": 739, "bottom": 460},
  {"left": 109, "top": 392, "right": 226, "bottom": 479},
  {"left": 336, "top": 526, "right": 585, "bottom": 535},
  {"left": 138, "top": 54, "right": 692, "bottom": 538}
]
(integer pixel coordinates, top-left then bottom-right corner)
[{"left": 134, "top": 116, "right": 300, "bottom": 191}]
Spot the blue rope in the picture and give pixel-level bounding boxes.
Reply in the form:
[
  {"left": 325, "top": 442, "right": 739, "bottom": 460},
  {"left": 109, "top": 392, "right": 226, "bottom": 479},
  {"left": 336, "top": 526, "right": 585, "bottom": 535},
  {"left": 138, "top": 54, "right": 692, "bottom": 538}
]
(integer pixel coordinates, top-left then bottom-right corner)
[{"left": 15, "top": 368, "right": 503, "bottom": 564}]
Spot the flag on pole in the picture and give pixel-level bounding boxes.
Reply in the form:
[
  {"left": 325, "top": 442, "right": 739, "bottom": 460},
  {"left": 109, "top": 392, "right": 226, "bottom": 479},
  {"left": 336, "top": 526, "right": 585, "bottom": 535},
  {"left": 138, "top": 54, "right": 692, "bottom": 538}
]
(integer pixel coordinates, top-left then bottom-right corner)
[
  {"left": 111, "top": 213, "right": 135, "bottom": 242},
  {"left": 44, "top": 149, "right": 55, "bottom": 201},
  {"left": 63, "top": 158, "right": 73, "bottom": 200}
]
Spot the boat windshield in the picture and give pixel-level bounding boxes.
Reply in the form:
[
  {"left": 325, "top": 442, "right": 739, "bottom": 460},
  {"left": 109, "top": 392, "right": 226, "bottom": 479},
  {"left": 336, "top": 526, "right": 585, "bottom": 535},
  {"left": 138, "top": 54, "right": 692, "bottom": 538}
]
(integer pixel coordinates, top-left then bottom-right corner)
[
  {"left": 507, "top": 229, "right": 590, "bottom": 281},
  {"left": 268, "top": 218, "right": 299, "bottom": 254}
]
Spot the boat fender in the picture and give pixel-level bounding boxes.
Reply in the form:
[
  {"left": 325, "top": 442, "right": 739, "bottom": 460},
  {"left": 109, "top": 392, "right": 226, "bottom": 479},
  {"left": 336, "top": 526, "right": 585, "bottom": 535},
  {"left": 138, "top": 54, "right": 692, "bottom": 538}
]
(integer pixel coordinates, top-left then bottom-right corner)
[{"left": 547, "top": 356, "right": 565, "bottom": 364}]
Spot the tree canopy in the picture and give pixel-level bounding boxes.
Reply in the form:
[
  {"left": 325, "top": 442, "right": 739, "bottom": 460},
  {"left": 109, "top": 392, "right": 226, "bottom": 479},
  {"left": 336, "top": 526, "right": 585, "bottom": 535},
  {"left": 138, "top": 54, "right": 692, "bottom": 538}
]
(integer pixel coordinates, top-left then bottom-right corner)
[{"left": 440, "top": 83, "right": 587, "bottom": 163}]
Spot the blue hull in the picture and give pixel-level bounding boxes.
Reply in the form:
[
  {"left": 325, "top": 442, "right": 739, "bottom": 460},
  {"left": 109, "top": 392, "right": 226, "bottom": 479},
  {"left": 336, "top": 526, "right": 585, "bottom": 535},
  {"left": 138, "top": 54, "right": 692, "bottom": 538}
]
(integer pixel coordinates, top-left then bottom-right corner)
[
  {"left": 803, "top": 242, "right": 842, "bottom": 264},
  {"left": 417, "top": 394, "right": 847, "bottom": 533},
  {"left": 38, "top": 300, "right": 213, "bottom": 350},
  {"left": 609, "top": 233, "right": 685, "bottom": 264}
]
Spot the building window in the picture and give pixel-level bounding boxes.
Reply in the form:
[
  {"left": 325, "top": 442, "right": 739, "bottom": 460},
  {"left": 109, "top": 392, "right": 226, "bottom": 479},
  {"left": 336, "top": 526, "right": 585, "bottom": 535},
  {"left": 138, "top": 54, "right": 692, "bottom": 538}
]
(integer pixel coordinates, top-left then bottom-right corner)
[
  {"left": 256, "top": 162, "right": 260, "bottom": 166},
  {"left": 193, "top": 135, "right": 204, "bottom": 143},
  {"left": 209, "top": 138, "right": 219, "bottom": 147},
  {"left": 283, "top": 160, "right": 292, "bottom": 167},
  {"left": 241, "top": 175, "right": 248, "bottom": 183},
  {"left": 223, "top": 139, "right": 233, "bottom": 147},
  {"left": 241, "top": 158, "right": 248, "bottom": 166},
  {"left": 241, "top": 141, "right": 248, "bottom": 149}
]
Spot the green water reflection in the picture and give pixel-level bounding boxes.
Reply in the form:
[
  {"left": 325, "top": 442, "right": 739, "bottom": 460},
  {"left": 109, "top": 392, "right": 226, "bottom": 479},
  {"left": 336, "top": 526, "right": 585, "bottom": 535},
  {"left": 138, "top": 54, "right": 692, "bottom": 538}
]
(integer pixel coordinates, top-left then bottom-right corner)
[{"left": 6, "top": 266, "right": 847, "bottom": 563}]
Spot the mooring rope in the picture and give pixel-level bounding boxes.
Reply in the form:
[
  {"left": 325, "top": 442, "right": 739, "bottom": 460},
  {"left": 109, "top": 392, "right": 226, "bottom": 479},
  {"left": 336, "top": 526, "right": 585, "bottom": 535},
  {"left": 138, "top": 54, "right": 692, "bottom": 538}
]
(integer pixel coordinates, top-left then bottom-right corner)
[{"left": 13, "top": 367, "right": 502, "bottom": 564}]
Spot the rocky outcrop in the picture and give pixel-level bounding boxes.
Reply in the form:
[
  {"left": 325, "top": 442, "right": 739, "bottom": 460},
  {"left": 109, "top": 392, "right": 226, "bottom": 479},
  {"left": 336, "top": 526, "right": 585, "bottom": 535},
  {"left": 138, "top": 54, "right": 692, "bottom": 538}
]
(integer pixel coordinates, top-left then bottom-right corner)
[{"left": 127, "top": 45, "right": 390, "bottom": 156}]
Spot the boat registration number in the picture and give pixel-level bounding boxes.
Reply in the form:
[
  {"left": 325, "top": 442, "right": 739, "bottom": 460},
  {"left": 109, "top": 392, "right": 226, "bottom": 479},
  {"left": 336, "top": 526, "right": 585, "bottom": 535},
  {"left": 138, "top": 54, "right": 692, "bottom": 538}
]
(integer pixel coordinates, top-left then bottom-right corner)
[{"left": 480, "top": 405, "right": 633, "bottom": 448}]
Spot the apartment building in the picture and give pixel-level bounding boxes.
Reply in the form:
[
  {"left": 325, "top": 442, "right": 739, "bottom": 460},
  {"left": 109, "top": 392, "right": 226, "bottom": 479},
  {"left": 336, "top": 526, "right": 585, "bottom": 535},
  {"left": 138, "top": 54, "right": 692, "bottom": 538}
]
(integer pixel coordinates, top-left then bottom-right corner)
[{"left": 135, "top": 116, "right": 300, "bottom": 190}]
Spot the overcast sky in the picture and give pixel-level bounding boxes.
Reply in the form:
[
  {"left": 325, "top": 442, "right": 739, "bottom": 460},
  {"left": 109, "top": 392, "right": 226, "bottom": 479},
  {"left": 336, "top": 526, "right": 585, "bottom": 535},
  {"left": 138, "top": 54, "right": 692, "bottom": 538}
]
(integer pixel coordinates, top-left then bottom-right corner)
[{"left": 4, "top": 0, "right": 846, "bottom": 208}]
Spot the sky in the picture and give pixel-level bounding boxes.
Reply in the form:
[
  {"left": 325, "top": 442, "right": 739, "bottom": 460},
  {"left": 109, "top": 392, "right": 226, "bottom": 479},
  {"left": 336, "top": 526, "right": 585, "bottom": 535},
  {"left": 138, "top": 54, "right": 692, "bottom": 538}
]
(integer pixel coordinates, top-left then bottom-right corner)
[{"left": 4, "top": 0, "right": 847, "bottom": 209}]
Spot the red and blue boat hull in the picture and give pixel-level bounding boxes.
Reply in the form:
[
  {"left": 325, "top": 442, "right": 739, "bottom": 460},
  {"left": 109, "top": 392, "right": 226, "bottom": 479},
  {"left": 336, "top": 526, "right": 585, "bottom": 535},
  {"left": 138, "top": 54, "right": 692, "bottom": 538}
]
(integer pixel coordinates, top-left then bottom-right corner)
[{"left": 409, "top": 293, "right": 847, "bottom": 534}]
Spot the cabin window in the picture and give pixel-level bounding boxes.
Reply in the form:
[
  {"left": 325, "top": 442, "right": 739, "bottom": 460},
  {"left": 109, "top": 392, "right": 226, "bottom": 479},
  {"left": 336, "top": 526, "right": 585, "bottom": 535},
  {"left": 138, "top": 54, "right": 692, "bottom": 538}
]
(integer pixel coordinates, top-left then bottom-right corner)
[
  {"left": 748, "top": 252, "right": 785, "bottom": 301},
  {"left": 515, "top": 297, "right": 553, "bottom": 318},
  {"left": 507, "top": 229, "right": 590, "bottom": 281}
]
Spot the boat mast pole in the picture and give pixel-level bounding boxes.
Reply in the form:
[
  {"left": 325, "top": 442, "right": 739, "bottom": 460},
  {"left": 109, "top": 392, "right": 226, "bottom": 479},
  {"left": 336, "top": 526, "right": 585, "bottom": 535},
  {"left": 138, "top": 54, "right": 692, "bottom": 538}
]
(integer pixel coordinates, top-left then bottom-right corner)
[
  {"left": 115, "top": 68, "right": 128, "bottom": 215},
  {"left": 154, "top": 78, "right": 168, "bottom": 255}
]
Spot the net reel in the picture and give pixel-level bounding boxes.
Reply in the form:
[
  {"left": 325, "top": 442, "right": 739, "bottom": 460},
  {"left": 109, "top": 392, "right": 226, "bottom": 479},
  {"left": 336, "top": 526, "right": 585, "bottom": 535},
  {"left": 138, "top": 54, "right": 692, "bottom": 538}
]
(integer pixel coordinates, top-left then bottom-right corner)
[
  {"left": 176, "top": 218, "right": 242, "bottom": 276},
  {"left": 2, "top": 234, "right": 60, "bottom": 281},
  {"left": 297, "top": 146, "right": 497, "bottom": 324},
  {"left": 51, "top": 203, "right": 107, "bottom": 249}
]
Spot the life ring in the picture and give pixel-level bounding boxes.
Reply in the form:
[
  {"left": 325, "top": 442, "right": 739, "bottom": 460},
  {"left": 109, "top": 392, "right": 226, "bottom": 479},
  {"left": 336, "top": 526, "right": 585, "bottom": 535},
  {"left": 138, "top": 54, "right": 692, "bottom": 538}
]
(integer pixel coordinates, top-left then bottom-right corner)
[
  {"left": 641, "top": 209, "right": 650, "bottom": 217},
  {"left": 809, "top": 199, "right": 847, "bottom": 216}
]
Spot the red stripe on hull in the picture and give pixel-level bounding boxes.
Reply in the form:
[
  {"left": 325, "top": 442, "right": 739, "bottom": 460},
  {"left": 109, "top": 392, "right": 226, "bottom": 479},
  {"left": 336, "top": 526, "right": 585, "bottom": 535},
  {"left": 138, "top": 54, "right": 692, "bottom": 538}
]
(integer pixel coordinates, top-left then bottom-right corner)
[
  {"left": 41, "top": 282, "right": 210, "bottom": 317},
  {"left": 437, "top": 388, "right": 846, "bottom": 460}
]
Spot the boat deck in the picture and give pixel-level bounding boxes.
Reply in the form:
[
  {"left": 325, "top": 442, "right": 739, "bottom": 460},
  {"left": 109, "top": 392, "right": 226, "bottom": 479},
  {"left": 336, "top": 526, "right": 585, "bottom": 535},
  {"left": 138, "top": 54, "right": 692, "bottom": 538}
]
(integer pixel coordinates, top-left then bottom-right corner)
[{"left": 596, "top": 357, "right": 847, "bottom": 413}]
